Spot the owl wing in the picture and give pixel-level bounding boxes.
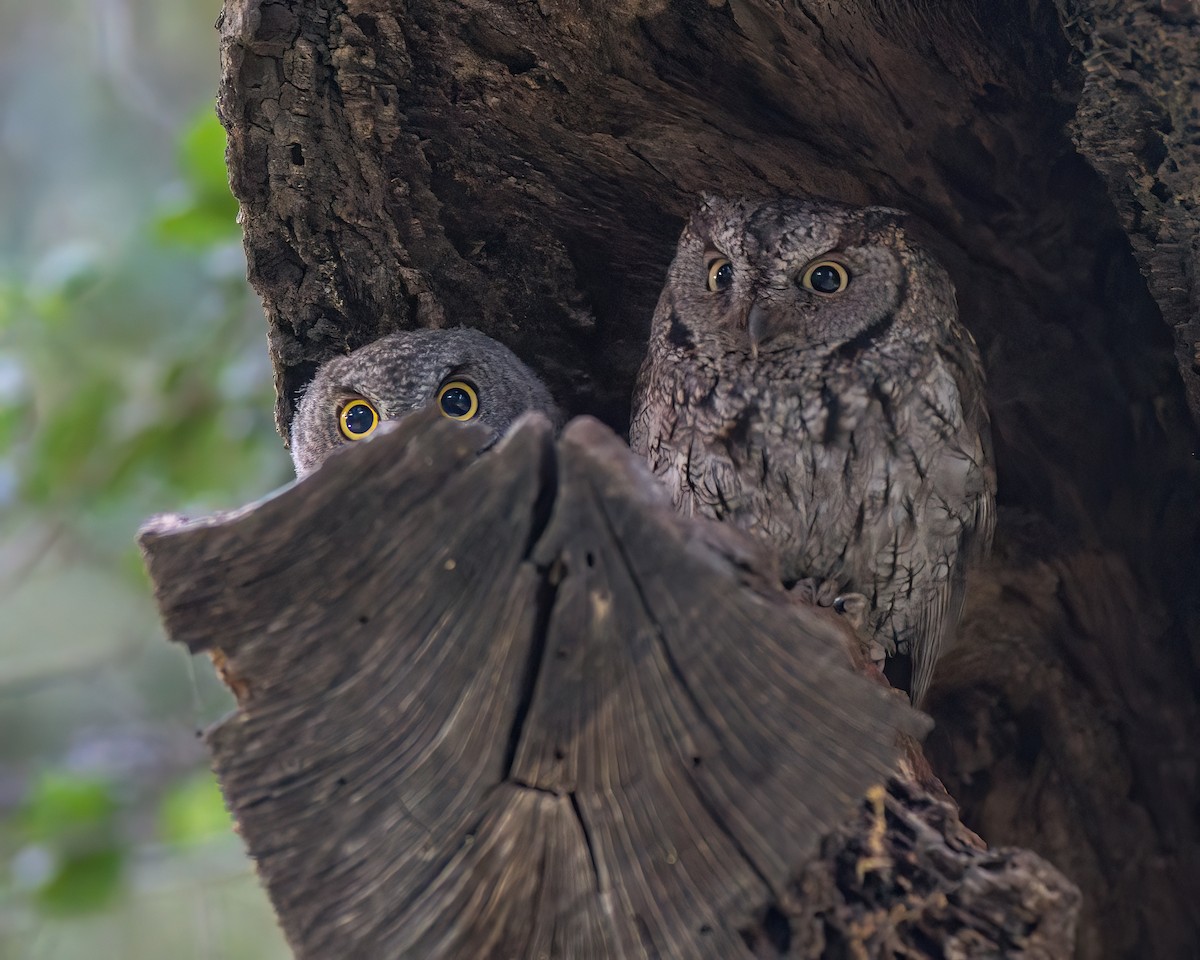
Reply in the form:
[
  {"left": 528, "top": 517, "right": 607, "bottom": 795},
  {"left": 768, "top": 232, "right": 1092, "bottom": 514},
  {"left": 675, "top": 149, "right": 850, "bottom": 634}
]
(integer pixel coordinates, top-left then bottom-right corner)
[
  {"left": 906, "top": 439, "right": 995, "bottom": 705},
  {"left": 628, "top": 362, "right": 653, "bottom": 459},
  {"left": 629, "top": 289, "right": 679, "bottom": 463},
  {"left": 906, "top": 332, "right": 996, "bottom": 706}
]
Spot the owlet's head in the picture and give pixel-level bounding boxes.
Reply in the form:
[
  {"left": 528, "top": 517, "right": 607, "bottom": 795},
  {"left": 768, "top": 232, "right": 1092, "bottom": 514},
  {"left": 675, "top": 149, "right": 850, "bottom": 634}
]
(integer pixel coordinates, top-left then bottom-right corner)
[{"left": 289, "top": 328, "right": 561, "bottom": 477}]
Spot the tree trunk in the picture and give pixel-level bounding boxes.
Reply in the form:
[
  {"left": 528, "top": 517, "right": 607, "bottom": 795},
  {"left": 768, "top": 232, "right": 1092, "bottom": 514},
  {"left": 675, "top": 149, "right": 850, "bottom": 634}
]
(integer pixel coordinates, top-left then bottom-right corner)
[{"left": 203, "top": 0, "right": 1198, "bottom": 956}]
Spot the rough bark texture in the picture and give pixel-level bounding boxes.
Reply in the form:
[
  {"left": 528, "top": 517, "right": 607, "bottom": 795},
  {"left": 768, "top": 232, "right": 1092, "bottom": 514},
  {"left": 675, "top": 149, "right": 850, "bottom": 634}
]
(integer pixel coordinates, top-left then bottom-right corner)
[
  {"left": 212, "top": 0, "right": 1200, "bottom": 956},
  {"left": 790, "top": 779, "right": 1081, "bottom": 959},
  {"left": 1058, "top": 0, "right": 1200, "bottom": 420},
  {"left": 141, "top": 414, "right": 1079, "bottom": 958}
]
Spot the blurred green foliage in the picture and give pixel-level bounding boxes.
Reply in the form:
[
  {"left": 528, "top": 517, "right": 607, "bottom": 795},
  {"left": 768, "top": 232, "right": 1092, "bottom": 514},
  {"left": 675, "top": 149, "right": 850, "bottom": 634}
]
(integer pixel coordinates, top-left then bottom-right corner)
[
  {"left": 5, "top": 105, "right": 283, "bottom": 538},
  {"left": 16, "top": 774, "right": 124, "bottom": 915},
  {"left": 155, "top": 111, "right": 242, "bottom": 247},
  {"left": 157, "top": 772, "right": 234, "bottom": 847},
  {"left": 19, "top": 771, "right": 119, "bottom": 846},
  {"left": 0, "top": 2, "right": 291, "bottom": 957}
]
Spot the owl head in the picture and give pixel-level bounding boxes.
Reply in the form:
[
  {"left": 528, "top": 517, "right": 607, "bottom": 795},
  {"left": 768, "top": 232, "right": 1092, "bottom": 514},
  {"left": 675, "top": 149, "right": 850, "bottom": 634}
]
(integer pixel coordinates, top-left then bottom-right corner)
[
  {"left": 290, "top": 328, "right": 561, "bottom": 477},
  {"left": 660, "top": 196, "right": 956, "bottom": 356}
]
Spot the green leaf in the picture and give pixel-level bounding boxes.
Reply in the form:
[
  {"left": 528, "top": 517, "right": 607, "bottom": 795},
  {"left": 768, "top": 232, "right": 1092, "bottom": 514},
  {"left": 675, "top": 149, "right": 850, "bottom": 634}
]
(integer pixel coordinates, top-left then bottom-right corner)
[
  {"left": 20, "top": 772, "right": 118, "bottom": 843},
  {"left": 21, "top": 377, "right": 114, "bottom": 505},
  {"left": 154, "top": 203, "right": 240, "bottom": 247},
  {"left": 179, "top": 108, "right": 235, "bottom": 204},
  {"left": 154, "top": 107, "right": 240, "bottom": 247},
  {"left": 35, "top": 848, "right": 124, "bottom": 915},
  {"left": 157, "top": 771, "right": 233, "bottom": 845}
]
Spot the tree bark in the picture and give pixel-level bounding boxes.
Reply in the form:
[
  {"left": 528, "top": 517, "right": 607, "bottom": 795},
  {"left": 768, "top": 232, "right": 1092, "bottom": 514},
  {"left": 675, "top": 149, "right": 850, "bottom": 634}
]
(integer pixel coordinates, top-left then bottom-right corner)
[{"left": 211, "top": 0, "right": 1200, "bottom": 956}]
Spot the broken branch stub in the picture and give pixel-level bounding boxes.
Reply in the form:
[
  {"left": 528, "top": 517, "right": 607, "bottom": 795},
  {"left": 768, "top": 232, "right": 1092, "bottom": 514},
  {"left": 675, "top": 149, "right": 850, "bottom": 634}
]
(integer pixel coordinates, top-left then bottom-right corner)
[{"left": 138, "top": 412, "right": 937, "bottom": 958}]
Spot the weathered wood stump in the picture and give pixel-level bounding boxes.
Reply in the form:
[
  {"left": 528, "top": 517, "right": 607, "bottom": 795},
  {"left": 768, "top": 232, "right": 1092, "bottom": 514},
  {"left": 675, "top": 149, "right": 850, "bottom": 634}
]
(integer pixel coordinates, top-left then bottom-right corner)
[
  {"left": 140, "top": 413, "right": 1079, "bottom": 957},
  {"left": 184, "top": 0, "right": 1199, "bottom": 955}
]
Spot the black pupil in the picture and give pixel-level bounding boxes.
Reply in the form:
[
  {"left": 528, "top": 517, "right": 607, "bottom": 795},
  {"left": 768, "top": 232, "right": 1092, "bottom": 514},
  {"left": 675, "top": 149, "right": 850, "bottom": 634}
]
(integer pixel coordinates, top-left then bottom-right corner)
[
  {"left": 441, "top": 387, "right": 473, "bottom": 418},
  {"left": 810, "top": 265, "right": 843, "bottom": 293},
  {"left": 714, "top": 262, "right": 733, "bottom": 290},
  {"left": 344, "top": 403, "right": 374, "bottom": 435}
]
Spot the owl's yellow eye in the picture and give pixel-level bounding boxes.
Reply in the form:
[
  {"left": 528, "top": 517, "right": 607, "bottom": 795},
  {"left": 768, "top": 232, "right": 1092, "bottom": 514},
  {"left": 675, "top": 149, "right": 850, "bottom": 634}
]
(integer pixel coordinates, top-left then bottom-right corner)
[
  {"left": 706, "top": 257, "right": 733, "bottom": 293},
  {"left": 801, "top": 259, "right": 850, "bottom": 295},
  {"left": 437, "top": 380, "right": 479, "bottom": 421},
  {"left": 338, "top": 399, "right": 380, "bottom": 440}
]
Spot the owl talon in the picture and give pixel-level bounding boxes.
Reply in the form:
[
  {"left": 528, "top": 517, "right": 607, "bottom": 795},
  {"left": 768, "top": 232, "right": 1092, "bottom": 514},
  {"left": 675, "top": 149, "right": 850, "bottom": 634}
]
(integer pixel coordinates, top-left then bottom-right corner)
[
  {"left": 833, "top": 592, "right": 888, "bottom": 670},
  {"left": 832, "top": 592, "right": 869, "bottom": 631}
]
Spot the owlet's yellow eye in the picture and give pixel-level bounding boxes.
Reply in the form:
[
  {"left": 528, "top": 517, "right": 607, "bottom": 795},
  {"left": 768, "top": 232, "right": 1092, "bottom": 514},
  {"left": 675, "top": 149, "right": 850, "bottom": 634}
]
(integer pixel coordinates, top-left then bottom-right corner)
[
  {"left": 706, "top": 257, "right": 733, "bottom": 293},
  {"left": 437, "top": 380, "right": 479, "bottom": 421},
  {"left": 800, "top": 259, "right": 850, "bottom": 295},
  {"left": 338, "top": 399, "right": 379, "bottom": 440}
]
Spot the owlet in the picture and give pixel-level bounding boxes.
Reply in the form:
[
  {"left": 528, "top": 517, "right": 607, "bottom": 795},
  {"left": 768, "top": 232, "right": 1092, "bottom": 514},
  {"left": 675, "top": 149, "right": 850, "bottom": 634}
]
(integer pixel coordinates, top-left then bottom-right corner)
[
  {"left": 291, "top": 328, "right": 561, "bottom": 477},
  {"left": 630, "top": 196, "right": 996, "bottom": 704}
]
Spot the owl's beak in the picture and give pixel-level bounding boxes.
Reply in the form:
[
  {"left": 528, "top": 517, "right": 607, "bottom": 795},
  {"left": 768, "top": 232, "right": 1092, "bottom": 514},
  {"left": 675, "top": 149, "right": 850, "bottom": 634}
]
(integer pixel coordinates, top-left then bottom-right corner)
[{"left": 747, "top": 301, "right": 769, "bottom": 360}]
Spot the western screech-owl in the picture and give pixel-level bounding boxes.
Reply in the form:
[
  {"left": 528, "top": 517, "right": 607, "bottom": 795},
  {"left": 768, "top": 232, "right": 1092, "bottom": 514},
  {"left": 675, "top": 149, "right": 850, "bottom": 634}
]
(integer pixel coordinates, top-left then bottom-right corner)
[{"left": 630, "top": 196, "right": 995, "bottom": 704}]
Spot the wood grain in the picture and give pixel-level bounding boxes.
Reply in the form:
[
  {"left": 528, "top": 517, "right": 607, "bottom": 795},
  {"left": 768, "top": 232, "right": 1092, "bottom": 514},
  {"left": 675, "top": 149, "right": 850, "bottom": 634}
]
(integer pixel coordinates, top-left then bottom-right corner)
[{"left": 141, "top": 414, "right": 1078, "bottom": 958}]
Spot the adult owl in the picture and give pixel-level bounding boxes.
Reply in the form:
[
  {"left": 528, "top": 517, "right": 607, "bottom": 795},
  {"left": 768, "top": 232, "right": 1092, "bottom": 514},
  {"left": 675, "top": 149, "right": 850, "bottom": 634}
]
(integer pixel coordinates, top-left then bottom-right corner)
[
  {"left": 291, "top": 328, "right": 560, "bottom": 477},
  {"left": 630, "top": 196, "right": 995, "bottom": 704}
]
